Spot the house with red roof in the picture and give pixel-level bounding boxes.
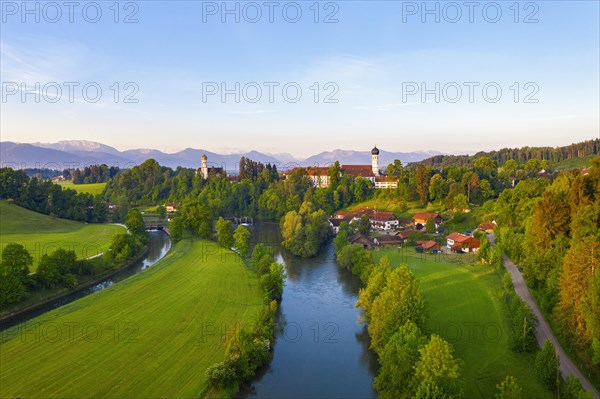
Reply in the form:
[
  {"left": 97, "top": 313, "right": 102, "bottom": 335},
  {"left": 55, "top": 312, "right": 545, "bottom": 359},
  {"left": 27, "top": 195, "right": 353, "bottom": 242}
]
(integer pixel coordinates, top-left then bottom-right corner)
[{"left": 446, "top": 232, "right": 480, "bottom": 253}]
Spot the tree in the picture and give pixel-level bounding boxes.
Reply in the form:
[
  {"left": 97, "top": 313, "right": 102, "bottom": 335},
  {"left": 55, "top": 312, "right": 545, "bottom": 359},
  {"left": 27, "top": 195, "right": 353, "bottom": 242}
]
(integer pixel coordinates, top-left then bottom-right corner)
[
  {"left": 0, "top": 271, "right": 25, "bottom": 307},
  {"left": 333, "top": 227, "right": 349, "bottom": 253},
  {"left": 328, "top": 161, "right": 342, "bottom": 189},
  {"left": 535, "top": 339, "right": 559, "bottom": 391},
  {"left": 474, "top": 156, "right": 498, "bottom": 179},
  {"left": 413, "top": 335, "right": 462, "bottom": 397},
  {"left": 169, "top": 216, "right": 184, "bottom": 242},
  {"left": 369, "top": 265, "right": 425, "bottom": 351},
  {"left": 561, "top": 375, "right": 594, "bottom": 399},
  {"left": 480, "top": 179, "right": 494, "bottom": 200},
  {"left": 357, "top": 214, "right": 370, "bottom": 234},
  {"left": 234, "top": 225, "right": 250, "bottom": 258},
  {"left": 463, "top": 172, "right": 479, "bottom": 203},
  {"left": 157, "top": 205, "right": 167, "bottom": 220},
  {"left": 425, "top": 217, "right": 436, "bottom": 234},
  {"left": 1, "top": 243, "right": 33, "bottom": 282},
  {"left": 126, "top": 208, "right": 146, "bottom": 237},
  {"left": 452, "top": 193, "right": 468, "bottom": 211},
  {"left": 216, "top": 217, "right": 234, "bottom": 248},
  {"left": 429, "top": 174, "right": 447, "bottom": 202},
  {"left": 259, "top": 262, "right": 286, "bottom": 302},
  {"left": 415, "top": 164, "right": 432, "bottom": 204},
  {"left": 181, "top": 200, "right": 213, "bottom": 239},
  {"left": 374, "top": 321, "right": 427, "bottom": 398},
  {"left": 495, "top": 376, "right": 522, "bottom": 399}
]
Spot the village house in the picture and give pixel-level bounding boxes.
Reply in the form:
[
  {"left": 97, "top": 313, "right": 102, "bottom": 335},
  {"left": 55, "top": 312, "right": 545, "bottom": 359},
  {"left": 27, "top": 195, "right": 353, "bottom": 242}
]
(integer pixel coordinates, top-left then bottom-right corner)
[
  {"left": 446, "top": 232, "right": 480, "bottom": 253},
  {"left": 349, "top": 233, "right": 377, "bottom": 250},
  {"left": 165, "top": 203, "right": 178, "bottom": 213},
  {"left": 395, "top": 229, "right": 416, "bottom": 241},
  {"left": 416, "top": 240, "right": 441, "bottom": 253},
  {"left": 374, "top": 235, "right": 403, "bottom": 247},
  {"left": 332, "top": 208, "right": 399, "bottom": 232},
  {"left": 412, "top": 212, "right": 444, "bottom": 228},
  {"left": 477, "top": 221, "right": 496, "bottom": 233},
  {"left": 368, "top": 211, "right": 399, "bottom": 231},
  {"left": 328, "top": 218, "right": 346, "bottom": 234}
]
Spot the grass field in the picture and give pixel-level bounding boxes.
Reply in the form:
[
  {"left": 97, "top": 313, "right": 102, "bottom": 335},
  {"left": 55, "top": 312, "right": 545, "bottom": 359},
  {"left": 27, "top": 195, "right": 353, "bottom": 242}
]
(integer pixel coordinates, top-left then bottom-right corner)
[
  {"left": 57, "top": 180, "right": 107, "bottom": 195},
  {"left": 372, "top": 248, "right": 552, "bottom": 398},
  {"left": 0, "top": 201, "right": 124, "bottom": 268},
  {"left": 0, "top": 238, "right": 263, "bottom": 398}
]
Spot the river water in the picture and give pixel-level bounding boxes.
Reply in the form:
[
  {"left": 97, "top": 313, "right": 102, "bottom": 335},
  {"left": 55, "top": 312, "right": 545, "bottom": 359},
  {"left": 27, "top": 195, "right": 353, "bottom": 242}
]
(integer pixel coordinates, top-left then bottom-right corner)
[
  {"left": 242, "top": 223, "right": 378, "bottom": 399},
  {"left": 0, "top": 230, "right": 171, "bottom": 331}
]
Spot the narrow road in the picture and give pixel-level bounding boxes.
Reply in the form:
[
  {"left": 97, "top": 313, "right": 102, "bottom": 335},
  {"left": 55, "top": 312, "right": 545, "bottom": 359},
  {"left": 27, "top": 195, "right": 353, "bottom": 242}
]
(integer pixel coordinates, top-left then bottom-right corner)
[{"left": 489, "top": 233, "right": 599, "bottom": 398}]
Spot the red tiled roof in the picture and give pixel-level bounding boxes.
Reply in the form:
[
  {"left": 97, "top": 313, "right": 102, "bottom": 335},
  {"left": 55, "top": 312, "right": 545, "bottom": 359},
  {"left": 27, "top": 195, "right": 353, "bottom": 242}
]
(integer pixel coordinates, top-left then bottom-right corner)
[
  {"left": 478, "top": 222, "right": 495, "bottom": 231},
  {"left": 446, "top": 232, "right": 467, "bottom": 242},
  {"left": 419, "top": 240, "right": 439, "bottom": 250},
  {"left": 369, "top": 211, "right": 397, "bottom": 222},
  {"left": 341, "top": 165, "right": 375, "bottom": 177},
  {"left": 413, "top": 212, "right": 441, "bottom": 221}
]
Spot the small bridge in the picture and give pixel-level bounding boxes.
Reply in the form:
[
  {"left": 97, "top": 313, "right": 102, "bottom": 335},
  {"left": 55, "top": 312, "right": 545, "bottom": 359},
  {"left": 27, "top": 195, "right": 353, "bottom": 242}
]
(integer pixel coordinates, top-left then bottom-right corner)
[
  {"left": 145, "top": 222, "right": 164, "bottom": 230},
  {"left": 226, "top": 216, "right": 255, "bottom": 225}
]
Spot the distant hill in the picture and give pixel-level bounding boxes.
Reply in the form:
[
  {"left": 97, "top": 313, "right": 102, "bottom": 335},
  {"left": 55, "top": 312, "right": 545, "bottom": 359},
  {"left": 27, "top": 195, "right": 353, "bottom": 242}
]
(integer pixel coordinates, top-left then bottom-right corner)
[
  {"left": 1, "top": 140, "right": 440, "bottom": 171},
  {"left": 412, "top": 138, "right": 600, "bottom": 170},
  {"left": 301, "top": 149, "right": 441, "bottom": 167}
]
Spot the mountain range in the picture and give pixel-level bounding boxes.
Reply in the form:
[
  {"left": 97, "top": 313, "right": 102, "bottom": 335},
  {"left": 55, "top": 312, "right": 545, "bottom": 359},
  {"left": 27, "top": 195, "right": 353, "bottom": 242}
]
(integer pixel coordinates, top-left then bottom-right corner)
[{"left": 0, "top": 140, "right": 442, "bottom": 172}]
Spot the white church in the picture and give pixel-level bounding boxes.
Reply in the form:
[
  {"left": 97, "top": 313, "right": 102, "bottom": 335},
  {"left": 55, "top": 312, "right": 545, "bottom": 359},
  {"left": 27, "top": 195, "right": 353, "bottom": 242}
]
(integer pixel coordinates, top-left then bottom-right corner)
[{"left": 287, "top": 146, "right": 399, "bottom": 189}]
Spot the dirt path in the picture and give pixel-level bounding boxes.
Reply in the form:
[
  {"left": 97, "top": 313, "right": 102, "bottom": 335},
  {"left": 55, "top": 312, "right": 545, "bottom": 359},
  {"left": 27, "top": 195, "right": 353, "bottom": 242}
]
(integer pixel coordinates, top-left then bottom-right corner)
[{"left": 489, "top": 233, "right": 599, "bottom": 398}]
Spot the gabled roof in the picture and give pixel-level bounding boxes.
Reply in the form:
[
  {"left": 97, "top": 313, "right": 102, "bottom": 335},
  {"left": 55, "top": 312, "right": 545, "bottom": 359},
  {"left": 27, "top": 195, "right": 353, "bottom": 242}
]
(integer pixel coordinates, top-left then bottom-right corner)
[
  {"left": 328, "top": 218, "right": 345, "bottom": 227},
  {"left": 369, "top": 211, "right": 398, "bottom": 222},
  {"left": 478, "top": 222, "right": 495, "bottom": 231},
  {"left": 395, "top": 229, "right": 415, "bottom": 239},
  {"left": 376, "top": 235, "right": 403, "bottom": 244},
  {"left": 341, "top": 165, "right": 375, "bottom": 178},
  {"left": 417, "top": 240, "right": 439, "bottom": 250},
  {"left": 413, "top": 212, "right": 442, "bottom": 221},
  {"left": 349, "top": 233, "right": 375, "bottom": 244}
]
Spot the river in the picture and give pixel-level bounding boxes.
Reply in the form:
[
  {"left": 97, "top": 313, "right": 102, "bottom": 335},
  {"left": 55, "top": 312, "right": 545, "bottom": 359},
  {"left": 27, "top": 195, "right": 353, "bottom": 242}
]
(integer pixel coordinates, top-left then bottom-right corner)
[
  {"left": 0, "top": 230, "right": 171, "bottom": 331},
  {"left": 242, "top": 223, "right": 378, "bottom": 398}
]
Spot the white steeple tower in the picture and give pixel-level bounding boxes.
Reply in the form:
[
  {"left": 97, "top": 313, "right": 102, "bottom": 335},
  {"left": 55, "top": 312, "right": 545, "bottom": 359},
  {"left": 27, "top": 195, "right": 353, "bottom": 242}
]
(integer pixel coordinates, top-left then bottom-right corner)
[{"left": 371, "top": 146, "right": 380, "bottom": 176}]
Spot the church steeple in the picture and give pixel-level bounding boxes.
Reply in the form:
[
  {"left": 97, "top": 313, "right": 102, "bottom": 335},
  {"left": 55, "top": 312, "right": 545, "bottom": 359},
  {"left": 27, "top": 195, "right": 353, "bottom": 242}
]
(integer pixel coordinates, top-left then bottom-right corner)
[{"left": 371, "top": 145, "right": 380, "bottom": 176}]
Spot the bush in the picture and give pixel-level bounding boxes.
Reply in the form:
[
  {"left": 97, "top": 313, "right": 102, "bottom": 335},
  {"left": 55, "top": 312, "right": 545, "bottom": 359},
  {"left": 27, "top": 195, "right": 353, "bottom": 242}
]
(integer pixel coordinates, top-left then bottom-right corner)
[
  {"left": 495, "top": 376, "right": 522, "bottom": 399},
  {"left": 205, "top": 359, "right": 238, "bottom": 388}
]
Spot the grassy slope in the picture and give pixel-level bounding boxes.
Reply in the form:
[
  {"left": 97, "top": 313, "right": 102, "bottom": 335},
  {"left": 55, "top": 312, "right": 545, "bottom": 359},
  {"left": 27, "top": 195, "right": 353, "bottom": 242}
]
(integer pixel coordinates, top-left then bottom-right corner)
[
  {"left": 57, "top": 181, "right": 107, "bottom": 195},
  {"left": 0, "top": 201, "right": 124, "bottom": 268},
  {"left": 0, "top": 238, "right": 263, "bottom": 398},
  {"left": 373, "top": 249, "right": 552, "bottom": 398}
]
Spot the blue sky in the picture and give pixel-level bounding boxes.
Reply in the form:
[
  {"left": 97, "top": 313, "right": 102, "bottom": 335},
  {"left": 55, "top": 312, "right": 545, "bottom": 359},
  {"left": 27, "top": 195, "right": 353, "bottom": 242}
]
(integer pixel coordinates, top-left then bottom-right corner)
[{"left": 1, "top": 0, "right": 599, "bottom": 158}]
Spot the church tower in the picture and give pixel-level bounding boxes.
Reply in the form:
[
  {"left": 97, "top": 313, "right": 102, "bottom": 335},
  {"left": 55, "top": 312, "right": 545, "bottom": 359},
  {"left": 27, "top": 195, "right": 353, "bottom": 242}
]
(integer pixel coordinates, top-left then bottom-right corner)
[
  {"left": 371, "top": 146, "right": 380, "bottom": 176},
  {"left": 201, "top": 154, "right": 208, "bottom": 179}
]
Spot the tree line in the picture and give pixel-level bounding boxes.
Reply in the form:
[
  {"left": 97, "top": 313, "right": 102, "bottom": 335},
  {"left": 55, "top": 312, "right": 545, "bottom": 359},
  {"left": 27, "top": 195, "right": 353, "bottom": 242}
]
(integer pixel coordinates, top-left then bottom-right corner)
[
  {"left": 0, "top": 168, "right": 107, "bottom": 223},
  {"left": 64, "top": 164, "right": 120, "bottom": 184},
  {"left": 495, "top": 156, "right": 600, "bottom": 384},
  {"left": 416, "top": 138, "right": 599, "bottom": 170}
]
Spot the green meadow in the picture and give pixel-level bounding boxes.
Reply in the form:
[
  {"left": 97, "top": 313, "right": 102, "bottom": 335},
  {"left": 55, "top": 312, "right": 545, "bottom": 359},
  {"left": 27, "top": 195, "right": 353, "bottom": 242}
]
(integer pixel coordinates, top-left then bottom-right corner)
[
  {"left": 57, "top": 180, "right": 107, "bottom": 195},
  {"left": 0, "top": 238, "right": 263, "bottom": 398},
  {"left": 373, "top": 248, "right": 552, "bottom": 399},
  {"left": 0, "top": 201, "right": 124, "bottom": 268}
]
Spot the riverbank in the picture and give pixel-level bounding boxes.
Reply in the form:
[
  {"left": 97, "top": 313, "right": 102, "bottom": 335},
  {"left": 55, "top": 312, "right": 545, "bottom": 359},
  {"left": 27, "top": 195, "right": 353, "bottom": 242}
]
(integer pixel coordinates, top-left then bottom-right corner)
[
  {"left": 0, "top": 243, "right": 149, "bottom": 327},
  {"left": 0, "top": 238, "right": 263, "bottom": 398}
]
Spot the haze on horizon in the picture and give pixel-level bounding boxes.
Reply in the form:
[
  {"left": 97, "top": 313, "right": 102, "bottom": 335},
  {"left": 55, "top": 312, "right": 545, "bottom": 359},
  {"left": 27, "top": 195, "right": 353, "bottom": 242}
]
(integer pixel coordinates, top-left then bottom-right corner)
[{"left": 1, "top": 1, "right": 599, "bottom": 158}]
